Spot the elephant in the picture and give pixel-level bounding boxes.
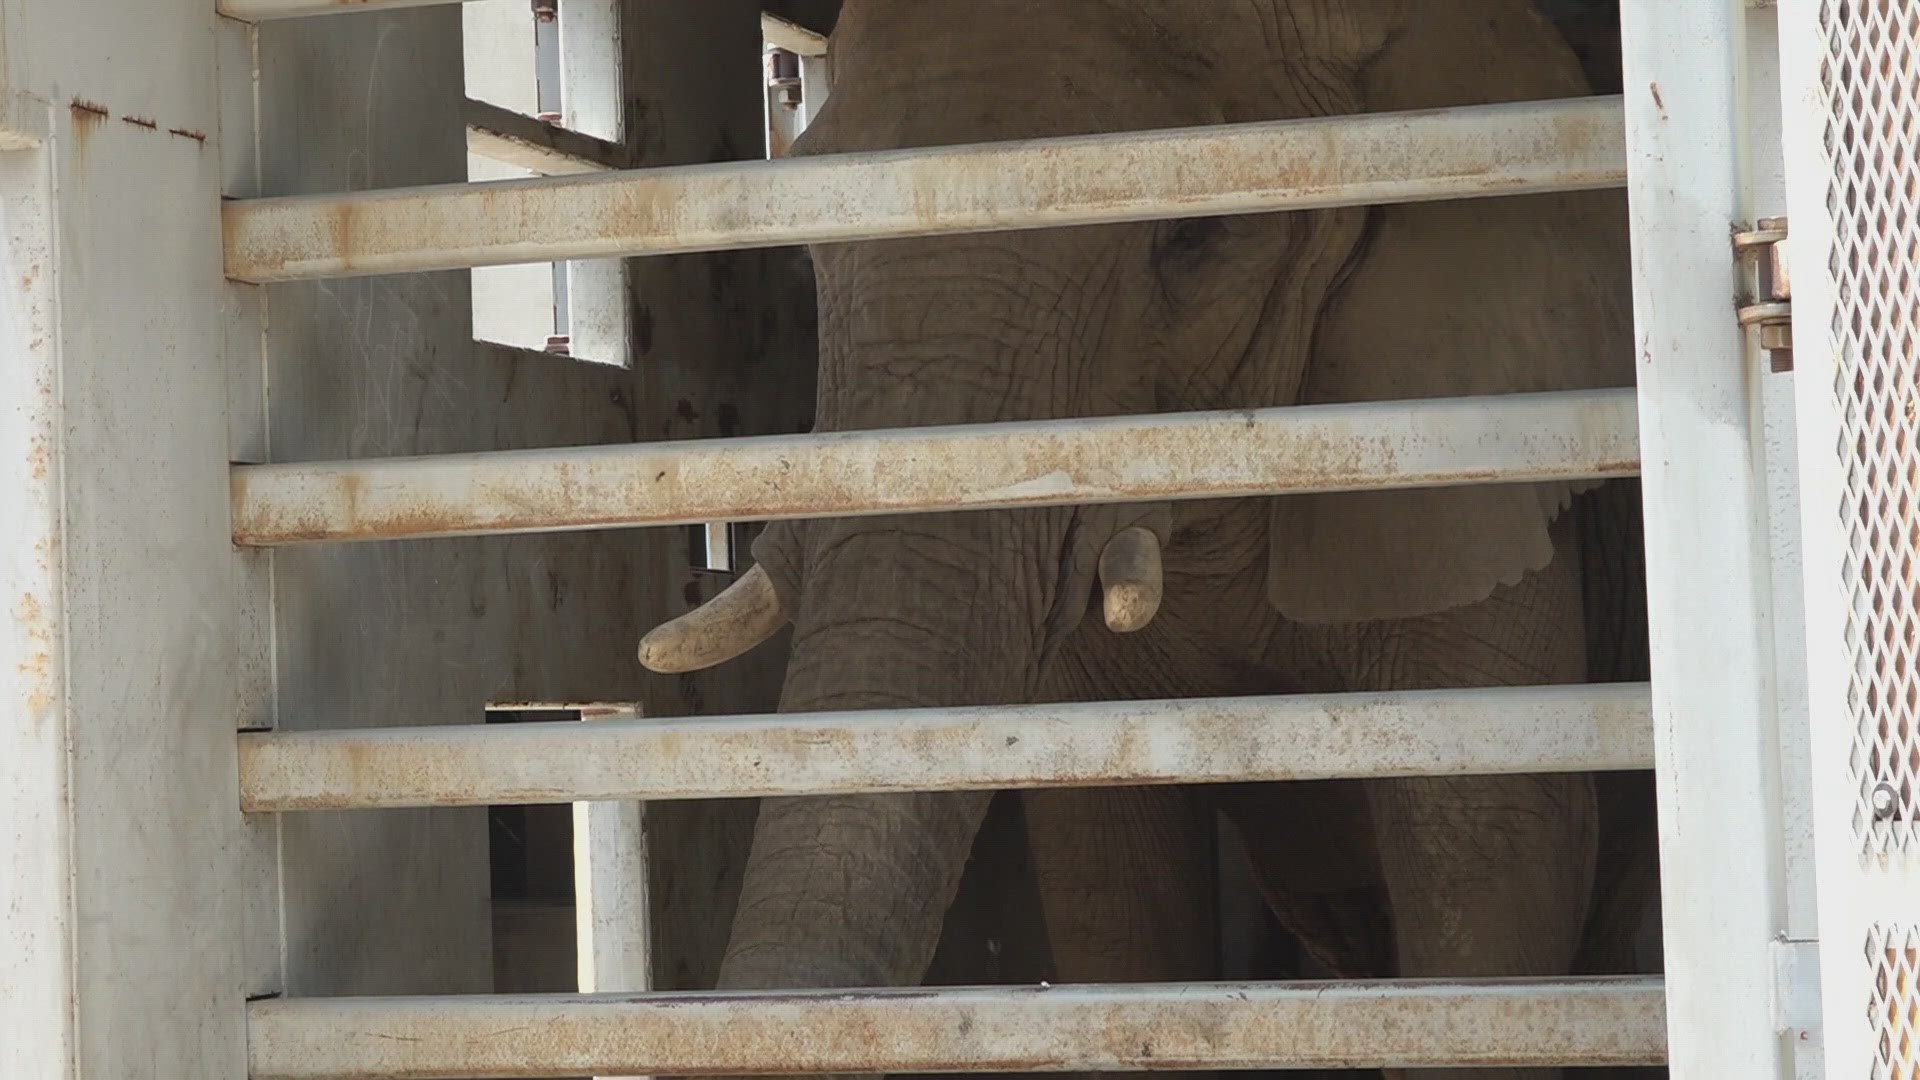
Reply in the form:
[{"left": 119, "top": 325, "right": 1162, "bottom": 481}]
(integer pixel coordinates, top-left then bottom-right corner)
[{"left": 639, "top": 3, "right": 1650, "bottom": 1079}]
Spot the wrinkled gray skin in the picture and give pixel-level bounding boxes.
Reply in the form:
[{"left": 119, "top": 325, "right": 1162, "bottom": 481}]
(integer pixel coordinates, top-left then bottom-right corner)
[{"left": 691, "top": 5, "right": 1640, "bottom": 1080}]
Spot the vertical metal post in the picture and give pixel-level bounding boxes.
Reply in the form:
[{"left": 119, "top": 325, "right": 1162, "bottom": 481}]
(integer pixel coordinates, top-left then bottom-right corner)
[
  {"left": 0, "top": 113, "right": 74, "bottom": 1080},
  {"left": 573, "top": 706, "right": 654, "bottom": 1080},
  {"left": 3, "top": 2, "right": 249, "bottom": 1074},
  {"left": 1619, "top": 0, "right": 1796, "bottom": 1074},
  {"left": 1778, "top": 1, "right": 1920, "bottom": 1076}
]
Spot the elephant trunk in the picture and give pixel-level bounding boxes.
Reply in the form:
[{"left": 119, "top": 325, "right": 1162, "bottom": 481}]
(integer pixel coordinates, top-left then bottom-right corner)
[{"left": 715, "top": 514, "right": 1075, "bottom": 993}]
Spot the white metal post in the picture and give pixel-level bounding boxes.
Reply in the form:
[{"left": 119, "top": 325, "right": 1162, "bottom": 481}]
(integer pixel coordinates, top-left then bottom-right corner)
[
  {"left": 1620, "top": 0, "right": 1798, "bottom": 1075},
  {"left": 0, "top": 104, "right": 73, "bottom": 1080},
  {"left": 573, "top": 706, "right": 653, "bottom": 1080},
  {"left": 1778, "top": 1, "right": 1920, "bottom": 1076},
  {"left": 2, "top": 1, "right": 250, "bottom": 1075}
]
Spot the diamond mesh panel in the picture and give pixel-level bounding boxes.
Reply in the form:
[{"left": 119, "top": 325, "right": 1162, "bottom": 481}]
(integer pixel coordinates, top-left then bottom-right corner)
[
  {"left": 1825, "top": 0, "right": 1920, "bottom": 856},
  {"left": 1870, "top": 926, "right": 1920, "bottom": 1079}
]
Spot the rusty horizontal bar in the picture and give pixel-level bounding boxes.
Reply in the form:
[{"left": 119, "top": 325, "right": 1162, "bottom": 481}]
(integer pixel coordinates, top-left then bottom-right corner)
[
  {"left": 230, "top": 388, "right": 1640, "bottom": 546},
  {"left": 245, "top": 976, "right": 1667, "bottom": 1078},
  {"left": 217, "top": 0, "right": 480, "bottom": 20},
  {"left": 239, "top": 683, "right": 1652, "bottom": 812},
  {"left": 222, "top": 95, "right": 1626, "bottom": 282}
]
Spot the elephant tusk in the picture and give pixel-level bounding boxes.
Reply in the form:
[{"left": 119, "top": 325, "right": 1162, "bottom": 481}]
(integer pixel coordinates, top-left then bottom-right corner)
[
  {"left": 639, "top": 565, "right": 789, "bottom": 673},
  {"left": 1099, "top": 527, "right": 1163, "bottom": 634}
]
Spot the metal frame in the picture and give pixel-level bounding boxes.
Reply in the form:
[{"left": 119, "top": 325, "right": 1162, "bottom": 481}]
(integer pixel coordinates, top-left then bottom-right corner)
[
  {"left": 465, "top": 97, "right": 628, "bottom": 176},
  {"left": 241, "top": 683, "right": 1655, "bottom": 811},
  {"left": 231, "top": 388, "right": 1639, "bottom": 544},
  {"left": 217, "top": 0, "right": 479, "bottom": 20},
  {"left": 1777, "top": 0, "right": 1920, "bottom": 1075},
  {"left": 8, "top": 0, "right": 1861, "bottom": 1074},
  {"left": 223, "top": 95, "right": 1626, "bottom": 281},
  {"left": 3, "top": 2, "right": 250, "bottom": 1075},
  {"left": 246, "top": 977, "right": 1668, "bottom": 1080},
  {"left": 1618, "top": 1, "right": 1805, "bottom": 1076}
]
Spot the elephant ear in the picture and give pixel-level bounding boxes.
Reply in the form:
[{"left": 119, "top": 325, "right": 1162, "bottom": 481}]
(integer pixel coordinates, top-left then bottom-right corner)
[{"left": 1265, "top": 188, "right": 1634, "bottom": 625}]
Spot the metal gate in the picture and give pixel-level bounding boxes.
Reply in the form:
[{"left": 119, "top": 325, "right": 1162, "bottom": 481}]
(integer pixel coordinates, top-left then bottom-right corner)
[
  {"left": 0, "top": 0, "right": 1905, "bottom": 1076},
  {"left": 1781, "top": 0, "right": 1920, "bottom": 1077}
]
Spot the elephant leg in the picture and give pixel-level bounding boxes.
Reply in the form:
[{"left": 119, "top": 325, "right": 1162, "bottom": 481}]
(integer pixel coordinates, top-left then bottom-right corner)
[
  {"left": 1214, "top": 779, "right": 1396, "bottom": 980},
  {"left": 1020, "top": 785, "right": 1217, "bottom": 983},
  {"left": 1278, "top": 524, "right": 1596, "bottom": 1080},
  {"left": 1366, "top": 771, "right": 1596, "bottom": 1080},
  {"left": 1020, "top": 785, "right": 1218, "bottom": 1080},
  {"left": 719, "top": 790, "right": 995, "bottom": 992}
]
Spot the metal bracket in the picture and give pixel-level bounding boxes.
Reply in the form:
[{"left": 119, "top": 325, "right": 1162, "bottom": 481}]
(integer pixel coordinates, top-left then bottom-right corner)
[
  {"left": 1771, "top": 936, "right": 1823, "bottom": 1048},
  {"left": 1736, "top": 217, "right": 1794, "bottom": 372}
]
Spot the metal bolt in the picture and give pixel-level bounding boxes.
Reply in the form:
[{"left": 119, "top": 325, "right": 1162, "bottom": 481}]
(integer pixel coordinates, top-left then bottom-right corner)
[{"left": 1870, "top": 782, "right": 1900, "bottom": 820}]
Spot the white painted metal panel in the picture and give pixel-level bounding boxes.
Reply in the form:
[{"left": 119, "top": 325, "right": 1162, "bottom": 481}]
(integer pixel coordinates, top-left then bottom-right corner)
[
  {"left": 1619, "top": 0, "right": 1798, "bottom": 1076},
  {"left": 230, "top": 387, "right": 1640, "bottom": 545},
  {"left": 0, "top": 128, "right": 75, "bottom": 1080},
  {"left": 239, "top": 683, "right": 1653, "bottom": 811},
  {"left": 1, "top": 0, "right": 250, "bottom": 1074},
  {"left": 246, "top": 976, "right": 1669, "bottom": 1079},
  {"left": 1777, "top": 1, "right": 1920, "bottom": 1076},
  {"left": 219, "top": 0, "right": 480, "bottom": 21},
  {"left": 223, "top": 95, "right": 1627, "bottom": 281}
]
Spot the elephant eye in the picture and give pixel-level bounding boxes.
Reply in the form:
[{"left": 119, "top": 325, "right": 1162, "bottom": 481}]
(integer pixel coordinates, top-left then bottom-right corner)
[
  {"left": 1162, "top": 218, "right": 1228, "bottom": 254},
  {"left": 1152, "top": 217, "right": 1228, "bottom": 267}
]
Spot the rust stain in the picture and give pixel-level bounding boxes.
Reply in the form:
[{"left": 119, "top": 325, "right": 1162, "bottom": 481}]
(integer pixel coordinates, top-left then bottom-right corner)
[
  {"left": 15, "top": 592, "right": 55, "bottom": 718},
  {"left": 121, "top": 115, "right": 158, "bottom": 131},
  {"left": 1648, "top": 82, "right": 1667, "bottom": 120},
  {"left": 168, "top": 127, "right": 209, "bottom": 144},
  {"left": 69, "top": 99, "right": 109, "bottom": 155}
]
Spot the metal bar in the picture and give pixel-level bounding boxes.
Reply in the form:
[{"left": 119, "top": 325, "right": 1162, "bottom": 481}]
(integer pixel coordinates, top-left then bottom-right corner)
[
  {"left": 570, "top": 707, "right": 652, "bottom": 1080},
  {"left": 464, "top": 98, "right": 628, "bottom": 177},
  {"left": 1618, "top": 1, "right": 1795, "bottom": 1077},
  {"left": 223, "top": 95, "right": 1626, "bottom": 282},
  {"left": 239, "top": 683, "right": 1651, "bottom": 812},
  {"left": 247, "top": 976, "right": 1667, "bottom": 1079},
  {"left": 762, "top": 12, "right": 829, "bottom": 57},
  {"left": 217, "top": 0, "right": 481, "bottom": 20},
  {"left": 230, "top": 387, "right": 1639, "bottom": 546}
]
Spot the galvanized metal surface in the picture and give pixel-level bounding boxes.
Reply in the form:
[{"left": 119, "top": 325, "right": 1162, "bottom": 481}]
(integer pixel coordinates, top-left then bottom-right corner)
[
  {"left": 239, "top": 683, "right": 1653, "bottom": 811},
  {"left": 246, "top": 975, "right": 1668, "bottom": 1079},
  {"left": 223, "top": 95, "right": 1627, "bottom": 282},
  {"left": 217, "top": 0, "right": 479, "bottom": 20},
  {"left": 230, "top": 387, "right": 1640, "bottom": 546}
]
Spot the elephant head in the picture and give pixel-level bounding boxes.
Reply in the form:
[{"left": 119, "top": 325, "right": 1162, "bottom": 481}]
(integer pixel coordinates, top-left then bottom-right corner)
[{"left": 638, "top": 0, "right": 1634, "bottom": 1025}]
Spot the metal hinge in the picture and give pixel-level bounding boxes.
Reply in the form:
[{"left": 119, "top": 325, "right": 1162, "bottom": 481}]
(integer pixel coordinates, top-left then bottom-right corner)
[{"left": 1736, "top": 217, "right": 1793, "bottom": 372}]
